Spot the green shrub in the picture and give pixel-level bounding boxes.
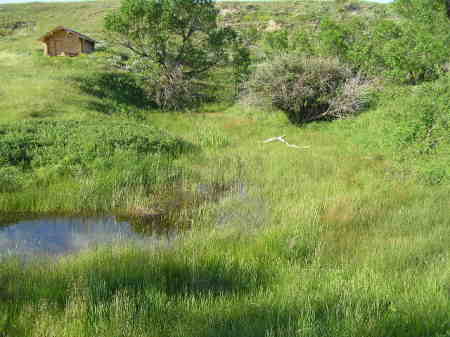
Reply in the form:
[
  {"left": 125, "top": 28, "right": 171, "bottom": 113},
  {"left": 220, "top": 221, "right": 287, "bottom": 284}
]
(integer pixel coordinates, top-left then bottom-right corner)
[
  {"left": 264, "top": 30, "right": 290, "bottom": 55},
  {"left": 0, "top": 119, "right": 190, "bottom": 177},
  {"left": 0, "top": 120, "right": 193, "bottom": 211},
  {"left": 317, "top": 17, "right": 359, "bottom": 60},
  {"left": 354, "top": 20, "right": 450, "bottom": 84},
  {"left": 387, "top": 77, "right": 450, "bottom": 183},
  {"left": 144, "top": 67, "right": 207, "bottom": 110},
  {"left": 315, "top": 2, "right": 450, "bottom": 84},
  {"left": 392, "top": 81, "right": 450, "bottom": 156},
  {"left": 245, "top": 54, "right": 370, "bottom": 123},
  {"left": 263, "top": 28, "right": 317, "bottom": 58},
  {"left": 0, "top": 166, "right": 24, "bottom": 193},
  {"left": 394, "top": 0, "right": 448, "bottom": 23},
  {"left": 353, "top": 76, "right": 450, "bottom": 184},
  {"left": 292, "top": 29, "right": 317, "bottom": 56}
]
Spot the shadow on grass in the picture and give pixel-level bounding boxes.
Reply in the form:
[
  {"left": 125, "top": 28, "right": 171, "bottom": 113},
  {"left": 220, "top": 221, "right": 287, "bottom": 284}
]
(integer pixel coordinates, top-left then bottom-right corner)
[
  {"left": 28, "top": 102, "right": 59, "bottom": 119},
  {"left": 76, "top": 71, "right": 238, "bottom": 116},
  {"left": 1, "top": 250, "right": 272, "bottom": 313},
  {"left": 2, "top": 251, "right": 449, "bottom": 337},
  {"left": 84, "top": 253, "right": 271, "bottom": 301},
  {"left": 195, "top": 302, "right": 301, "bottom": 337},
  {"left": 196, "top": 293, "right": 450, "bottom": 337},
  {"left": 75, "top": 72, "right": 156, "bottom": 116}
]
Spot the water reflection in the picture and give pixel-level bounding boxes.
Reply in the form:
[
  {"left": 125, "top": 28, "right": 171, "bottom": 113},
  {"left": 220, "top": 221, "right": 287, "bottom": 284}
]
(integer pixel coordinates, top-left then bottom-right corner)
[
  {"left": 0, "top": 181, "right": 250, "bottom": 258},
  {"left": 0, "top": 216, "right": 176, "bottom": 258}
]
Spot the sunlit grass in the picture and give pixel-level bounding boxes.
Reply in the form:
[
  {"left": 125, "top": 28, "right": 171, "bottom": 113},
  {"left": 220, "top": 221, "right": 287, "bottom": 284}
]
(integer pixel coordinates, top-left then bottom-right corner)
[{"left": 0, "top": 1, "right": 449, "bottom": 336}]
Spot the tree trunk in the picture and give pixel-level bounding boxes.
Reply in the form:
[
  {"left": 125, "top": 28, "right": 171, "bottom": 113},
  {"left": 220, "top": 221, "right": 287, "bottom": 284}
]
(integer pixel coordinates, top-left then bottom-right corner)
[{"left": 447, "top": 0, "right": 450, "bottom": 19}]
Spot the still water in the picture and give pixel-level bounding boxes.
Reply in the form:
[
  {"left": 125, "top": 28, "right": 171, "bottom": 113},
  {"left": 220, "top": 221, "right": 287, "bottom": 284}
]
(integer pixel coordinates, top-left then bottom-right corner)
[
  {"left": 0, "top": 182, "right": 248, "bottom": 259},
  {"left": 0, "top": 215, "right": 176, "bottom": 258}
]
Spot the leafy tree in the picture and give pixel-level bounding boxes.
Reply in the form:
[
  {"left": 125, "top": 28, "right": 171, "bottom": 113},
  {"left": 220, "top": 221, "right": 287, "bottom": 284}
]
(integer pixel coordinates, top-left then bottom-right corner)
[
  {"left": 231, "top": 41, "right": 251, "bottom": 97},
  {"left": 313, "top": 0, "right": 450, "bottom": 84},
  {"left": 104, "top": 0, "right": 244, "bottom": 109},
  {"left": 394, "top": 0, "right": 449, "bottom": 22}
]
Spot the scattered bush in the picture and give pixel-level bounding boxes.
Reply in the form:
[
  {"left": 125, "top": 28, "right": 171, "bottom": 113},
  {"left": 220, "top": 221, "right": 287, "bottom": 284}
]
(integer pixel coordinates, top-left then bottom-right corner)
[{"left": 245, "top": 54, "right": 370, "bottom": 123}]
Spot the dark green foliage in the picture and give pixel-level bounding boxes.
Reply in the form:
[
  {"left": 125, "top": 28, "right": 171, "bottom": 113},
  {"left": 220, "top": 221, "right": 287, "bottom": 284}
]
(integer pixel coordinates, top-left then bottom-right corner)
[
  {"left": 394, "top": 0, "right": 448, "bottom": 22},
  {"left": 314, "top": 1, "right": 450, "bottom": 84},
  {"left": 104, "top": 0, "right": 231, "bottom": 76},
  {"left": 104, "top": 0, "right": 246, "bottom": 109},
  {"left": 0, "top": 120, "right": 191, "bottom": 194},
  {"left": 264, "top": 30, "right": 290, "bottom": 54},
  {"left": 317, "top": 17, "right": 358, "bottom": 59},
  {"left": 292, "top": 29, "right": 315, "bottom": 56},
  {"left": 382, "top": 76, "right": 450, "bottom": 183},
  {"left": 231, "top": 39, "right": 252, "bottom": 97},
  {"left": 0, "top": 166, "right": 24, "bottom": 193},
  {"left": 0, "top": 120, "right": 186, "bottom": 170},
  {"left": 394, "top": 81, "right": 450, "bottom": 155}
]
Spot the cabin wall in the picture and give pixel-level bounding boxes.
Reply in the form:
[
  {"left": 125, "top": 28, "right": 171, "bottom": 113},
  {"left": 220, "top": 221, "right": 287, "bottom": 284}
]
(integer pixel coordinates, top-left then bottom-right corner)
[
  {"left": 82, "top": 40, "right": 95, "bottom": 54},
  {"left": 46, "top": 30, "right": 82, "bottom": 56},
  {"left": 42, "top": 29, "right": 95, "bottom": 56},
  {"left": 46, "top": 40, "right": 56, "bottom": 56}
]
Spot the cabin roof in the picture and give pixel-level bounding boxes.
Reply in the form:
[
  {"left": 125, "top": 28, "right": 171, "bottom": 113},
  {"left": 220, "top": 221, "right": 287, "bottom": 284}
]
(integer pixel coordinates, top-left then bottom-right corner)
[{"left": 38, "top": 26, "right": 96, "bottom": 43}]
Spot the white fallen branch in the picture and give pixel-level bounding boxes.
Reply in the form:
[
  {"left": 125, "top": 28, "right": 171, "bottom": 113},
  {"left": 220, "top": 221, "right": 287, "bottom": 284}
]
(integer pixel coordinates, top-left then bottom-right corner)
[{"left": 262, "top": 135, "right": 310, "bottom": 149}]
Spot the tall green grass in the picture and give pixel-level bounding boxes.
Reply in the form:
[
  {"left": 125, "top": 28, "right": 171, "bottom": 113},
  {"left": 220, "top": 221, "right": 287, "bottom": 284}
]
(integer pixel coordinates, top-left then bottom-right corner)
[
  {"left": 0, "top": 119, "right": 192, "bottom": 214},
  {"left": 1, "top": 115, "right": 449, "bottom": 335},
  {"left": 0, "top": 1, "right": 449, "bottom": 336},
  {"left": 315, "top": 79, "right": 450, "bottom": 185}
]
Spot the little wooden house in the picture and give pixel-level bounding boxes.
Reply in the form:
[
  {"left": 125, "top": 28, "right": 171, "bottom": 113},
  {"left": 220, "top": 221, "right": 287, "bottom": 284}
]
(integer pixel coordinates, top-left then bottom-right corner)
[{"left": 38, "top": 26, "right": 95, "bottom": 56}]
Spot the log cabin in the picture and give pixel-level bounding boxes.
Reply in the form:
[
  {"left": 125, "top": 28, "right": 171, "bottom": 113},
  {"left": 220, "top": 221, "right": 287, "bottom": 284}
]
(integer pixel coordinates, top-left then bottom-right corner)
[{"left": 38, "top": 26, "right": 95, "bottom": 56}]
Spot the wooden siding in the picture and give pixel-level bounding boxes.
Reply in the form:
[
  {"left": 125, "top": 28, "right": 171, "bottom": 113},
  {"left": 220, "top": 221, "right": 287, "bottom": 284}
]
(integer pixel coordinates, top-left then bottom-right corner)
[
  {"left": 42, "top": 29, "right": 94, "bottom": 56},
  {"left": 81, "top": 39, "right": 95, "bottom": 54}
]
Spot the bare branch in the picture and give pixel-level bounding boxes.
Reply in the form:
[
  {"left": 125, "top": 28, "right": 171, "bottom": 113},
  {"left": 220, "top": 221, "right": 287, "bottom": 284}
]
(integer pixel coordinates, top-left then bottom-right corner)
[{"left": 262, "top": 136, "right": 310, "bottom": 149}]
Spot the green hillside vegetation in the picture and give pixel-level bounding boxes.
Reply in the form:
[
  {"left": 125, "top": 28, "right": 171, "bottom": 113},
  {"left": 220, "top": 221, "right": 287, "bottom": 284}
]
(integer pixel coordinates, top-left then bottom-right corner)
[{"left": 0, "top": 0, "right": 449, "bottom": 336}]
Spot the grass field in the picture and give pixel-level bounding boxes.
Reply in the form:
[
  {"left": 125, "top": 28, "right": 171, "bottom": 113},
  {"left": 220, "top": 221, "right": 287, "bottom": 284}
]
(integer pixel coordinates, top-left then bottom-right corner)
[{"left": 0, "top": 1, "right": 449, "bottom": 336}]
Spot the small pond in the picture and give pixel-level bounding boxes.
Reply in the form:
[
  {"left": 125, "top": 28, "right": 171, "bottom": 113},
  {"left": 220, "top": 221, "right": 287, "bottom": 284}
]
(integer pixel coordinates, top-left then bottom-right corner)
[
  {"left": 0, "top": 182, "right": 249, "bottom": 259},
  {"left": 0, "top": 215, "right": 177, "bottom": 259}
]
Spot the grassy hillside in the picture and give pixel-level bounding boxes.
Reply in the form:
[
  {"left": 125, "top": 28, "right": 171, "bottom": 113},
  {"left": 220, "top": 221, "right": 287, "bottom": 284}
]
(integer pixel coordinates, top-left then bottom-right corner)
[
  {"left": 0, "top": 1, "right": 449, "bottom": 337},
  {"left": 0, "top": 0, "right": 389, "bottom": 120},
  {"left": 0, "top": 1, "right": 115, "bottom": 120}
]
